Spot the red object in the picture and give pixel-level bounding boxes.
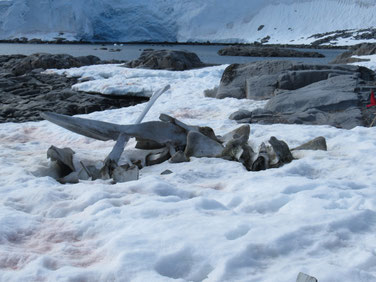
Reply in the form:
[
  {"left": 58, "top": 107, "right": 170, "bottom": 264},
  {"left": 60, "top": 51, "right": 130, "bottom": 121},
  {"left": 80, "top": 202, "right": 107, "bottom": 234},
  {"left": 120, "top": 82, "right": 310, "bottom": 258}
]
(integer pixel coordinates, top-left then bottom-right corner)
[{"left": 367, "top": 90, "right": 376, "bottom": 108}]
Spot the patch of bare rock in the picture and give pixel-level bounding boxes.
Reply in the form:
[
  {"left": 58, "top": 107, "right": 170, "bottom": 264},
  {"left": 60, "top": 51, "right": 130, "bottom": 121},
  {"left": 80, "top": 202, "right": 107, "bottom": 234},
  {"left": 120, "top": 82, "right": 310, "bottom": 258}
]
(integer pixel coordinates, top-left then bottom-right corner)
[
  {"left": 205, "top": 60, "right": 376, "bottom": 129},
  {"left": 330, "top": 43, "right": 376, "bottom": 64},
  {"left": 217, "top": 46, "right": 324, "bottom": 58},
  {"left": 125, "top": 49, "right": 209, "bottom": 70}
]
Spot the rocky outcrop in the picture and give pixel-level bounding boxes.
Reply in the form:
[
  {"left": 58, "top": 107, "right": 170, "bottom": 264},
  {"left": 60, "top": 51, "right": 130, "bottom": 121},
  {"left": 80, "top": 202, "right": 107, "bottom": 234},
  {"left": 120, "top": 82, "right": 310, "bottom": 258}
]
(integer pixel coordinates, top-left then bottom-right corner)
[
  {"left": 210, "top": 61, "right": 374, "bottom": 100},
  {"left": 125, "top": 49, "right": 208, "bottom": 71},
  {"left": 309, "top": 28, "right": 376, "bottom": 47},
  {"left": 2, "top": 53, "right": 101, "bottom": 76},
  {"left": 212, "top": 61, "right": 294, "bottom": 100},
  {"left": 331, "top": 43, "right": 376, "bottom": 64},
  {"left": 210, "top": 60, "right": 376, "bottom": 129},
  {"left": 0, "top": 54, "right": 147, "bottom": 123},
  {"left": 218, "top": 46, "right": 324, "bottom": 58}
]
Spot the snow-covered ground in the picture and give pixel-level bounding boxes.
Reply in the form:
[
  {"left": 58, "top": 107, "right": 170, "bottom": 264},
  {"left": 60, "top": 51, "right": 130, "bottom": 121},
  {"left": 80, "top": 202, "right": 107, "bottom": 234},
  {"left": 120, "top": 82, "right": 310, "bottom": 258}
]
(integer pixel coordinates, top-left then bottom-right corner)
[
  {"left": 1, "top": 0, "right": 376, "bottom": 45},
  {"left": 2, "top": 62, "right": 376, "bottom": 281},
  {"left": 351, "top": 54, "right": 376, "bottom": 70}
]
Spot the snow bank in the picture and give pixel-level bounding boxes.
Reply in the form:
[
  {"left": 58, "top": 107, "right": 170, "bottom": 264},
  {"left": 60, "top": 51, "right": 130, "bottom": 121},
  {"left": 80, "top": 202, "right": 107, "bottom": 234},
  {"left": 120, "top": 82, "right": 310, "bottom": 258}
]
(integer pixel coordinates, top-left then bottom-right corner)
[
  {"left": 351, "top": 54, "right": 376, "bottom": 71},
  {"left": 1, "top": 63, "right": 376, "bottom": 281},
  {"left": 1, "top": 0, "right": 376, "bottom": 44}
]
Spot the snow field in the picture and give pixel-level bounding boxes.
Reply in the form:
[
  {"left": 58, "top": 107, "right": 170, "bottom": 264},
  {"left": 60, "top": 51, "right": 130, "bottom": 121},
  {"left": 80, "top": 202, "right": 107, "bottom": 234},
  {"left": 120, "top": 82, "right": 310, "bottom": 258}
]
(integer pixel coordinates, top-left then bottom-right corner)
[{"left": 1, "top": 64, "right": 376, "bottom": 281}]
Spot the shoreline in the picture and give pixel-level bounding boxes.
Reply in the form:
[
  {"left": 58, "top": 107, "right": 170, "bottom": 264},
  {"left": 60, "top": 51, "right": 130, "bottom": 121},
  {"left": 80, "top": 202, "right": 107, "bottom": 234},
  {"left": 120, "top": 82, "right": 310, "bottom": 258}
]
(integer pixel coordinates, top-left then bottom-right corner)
[{"left": 0, "top": 39, "right": 350, "bottom": 50}]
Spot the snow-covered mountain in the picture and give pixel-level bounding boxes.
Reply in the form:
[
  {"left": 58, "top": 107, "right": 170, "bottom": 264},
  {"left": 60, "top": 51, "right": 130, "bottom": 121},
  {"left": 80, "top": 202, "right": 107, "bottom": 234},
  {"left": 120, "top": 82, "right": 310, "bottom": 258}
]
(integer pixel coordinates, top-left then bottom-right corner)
[{"left": 1, "top": 0, "right": 376, "bottom": 44}]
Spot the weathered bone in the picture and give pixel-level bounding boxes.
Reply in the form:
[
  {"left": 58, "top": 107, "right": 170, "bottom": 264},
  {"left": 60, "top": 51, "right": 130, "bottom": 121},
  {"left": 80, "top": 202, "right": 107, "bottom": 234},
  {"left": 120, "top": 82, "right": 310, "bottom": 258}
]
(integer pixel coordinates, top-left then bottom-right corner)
[
  {"left": 251, "top": 142, "right": 269, "bottom": 171},
  {"left": 41, "top": 111, "right": 123, "bottom": 141},
  {"left": 184, "top": 131, "right": 224, "bottom": 158},
  {"left": 42, "top": 85, "right": 174, "bottom": 183},
  {"left": 105, "top": 85, "right": 171, "bottom": 165},
  {"left": 218, "top": 124, "right": 250, "bottom": 145},
  {"left": 160, "top": 113, "right": 220, "bottom": 142},
  {"left": 292, "top": 136, "right": 327, "bottom": 151},
  {"left": 47, "top": 145, "right": 76, "bottom": 172},
  {"left": 112, "top": 164, "right": 139, "bottom": 183},
  {"left": 221, "top": 125, "right": 250, "bottom": 161},
  {"left": 41, "top": 114, "right": 187, "bottom": 146},
  {"left": 268, "top": 136, "right": 293, "bottom": 165},
  {"left": 146, "top": 148, "right": 171, "bottom": 166},
  {"left": 239, "top": 144, "right": 255, "bottom": 171}
]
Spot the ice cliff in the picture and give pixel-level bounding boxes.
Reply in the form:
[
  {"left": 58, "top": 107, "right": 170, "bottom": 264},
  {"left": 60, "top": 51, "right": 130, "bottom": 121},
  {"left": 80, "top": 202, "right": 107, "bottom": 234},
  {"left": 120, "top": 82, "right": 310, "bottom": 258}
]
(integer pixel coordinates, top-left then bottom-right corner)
[{"left": 0, "top": 0, "right": 376, "bottom": 44}]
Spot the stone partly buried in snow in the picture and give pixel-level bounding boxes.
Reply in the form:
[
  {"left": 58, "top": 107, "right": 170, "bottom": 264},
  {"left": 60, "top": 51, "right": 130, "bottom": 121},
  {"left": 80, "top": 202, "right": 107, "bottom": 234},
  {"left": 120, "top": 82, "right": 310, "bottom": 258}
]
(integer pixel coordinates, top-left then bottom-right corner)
[
  {"left": 42, "top": 111, "right": 327, "bottom": 184},
  {"left": 210, "top": 60, "right": 376, "bottom": 129},
  {"left": 124, "top": 49, "right": 208, "bottom": 71}
]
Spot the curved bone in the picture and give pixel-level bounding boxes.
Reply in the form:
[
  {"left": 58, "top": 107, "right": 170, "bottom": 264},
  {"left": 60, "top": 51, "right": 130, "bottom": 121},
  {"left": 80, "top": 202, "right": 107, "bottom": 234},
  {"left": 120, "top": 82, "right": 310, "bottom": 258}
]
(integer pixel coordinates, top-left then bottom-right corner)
[
  {"left": 159, "top": 113, "right": 220, "bottom": 142},
  {"left": 104, "top": 84, "right": 170, "bottom": 171},
  {"left": 41, "top": 112, "right": 187, "bottom": 146}
]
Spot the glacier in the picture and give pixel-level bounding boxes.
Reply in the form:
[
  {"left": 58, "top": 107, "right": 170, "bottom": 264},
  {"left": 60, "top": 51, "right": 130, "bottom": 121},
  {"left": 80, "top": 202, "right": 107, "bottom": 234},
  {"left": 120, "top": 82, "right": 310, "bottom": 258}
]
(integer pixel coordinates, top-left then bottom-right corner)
[{"left": 0, "top": 0, "right": 376, "bottom": 44}]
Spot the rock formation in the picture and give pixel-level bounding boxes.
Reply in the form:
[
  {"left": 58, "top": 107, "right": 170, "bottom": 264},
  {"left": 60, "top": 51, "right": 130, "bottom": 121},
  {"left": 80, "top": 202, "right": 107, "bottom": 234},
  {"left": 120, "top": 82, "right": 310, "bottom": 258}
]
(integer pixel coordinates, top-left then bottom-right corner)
[
  {"left": 218, "top": 46, "right": 324, "bottom": 58},
  {"left": 331, "top": 43, "right": 376, "bottom": 64},
  {"left": 0, "top": 53, "right": 146, "bottom": 123},
  {"left": 206, "top": 60, "right": 376, "bottom": 129},
  {"left": 125, "top": 49, "right": 208, "bottom": 71}
]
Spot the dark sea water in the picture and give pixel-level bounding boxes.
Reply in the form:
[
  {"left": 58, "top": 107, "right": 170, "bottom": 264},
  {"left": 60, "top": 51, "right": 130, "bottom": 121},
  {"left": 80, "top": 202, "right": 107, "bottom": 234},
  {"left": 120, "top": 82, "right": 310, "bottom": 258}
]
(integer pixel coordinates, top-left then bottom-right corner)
[{"left": 0, "top": 43, "right": 346, "bottom": 65}]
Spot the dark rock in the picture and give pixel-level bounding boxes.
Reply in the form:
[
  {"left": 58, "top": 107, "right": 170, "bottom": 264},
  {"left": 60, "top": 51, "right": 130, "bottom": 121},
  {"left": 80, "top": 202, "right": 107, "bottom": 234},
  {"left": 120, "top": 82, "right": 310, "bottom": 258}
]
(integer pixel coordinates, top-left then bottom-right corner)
[
  {"left": 293, "top": 136, "right": 327, "bottom": 151},
  {"left": 229, "top": 110, "right": 253, "bottom": 121},
  {"left": 5, "top": 53, "right": 101, "bottom": 76},
  {"left": 217, "top": 46, "right": 324, "bottom": 58},
  {"left": 218, "top": 60, "right": 376, "bottom": 128},
  {"left": 245, "top": 74, "right": 279, "bottom": 100},
  {"left": 214, "top": 61, "right": 295, "bottom": 99},
  {"left": 0, "top": 54, "right": 148, "bottom": 123},
  {"left": 310, "top": 28, "right": 376, "bottom": 47},
  {"left": 261, "top": 36, "right": 271, "bottom": 44},
  {"left": 263, "top": 75, "right": 363, "bottom": 129},
  {"left": 29, "top": 38, "right": 43, "bottom": 44},
  {"left": 213, "top": 61, "right": 374, "bottom": 100},
  {"left": 161, "top": 169, "right": 173, "bottom": 175},
  {"left": 277, "top": 69, "right": 355, "bottom": 91},
  {"left": 125, "top": 49, "right": 208, "bottom": 71}
]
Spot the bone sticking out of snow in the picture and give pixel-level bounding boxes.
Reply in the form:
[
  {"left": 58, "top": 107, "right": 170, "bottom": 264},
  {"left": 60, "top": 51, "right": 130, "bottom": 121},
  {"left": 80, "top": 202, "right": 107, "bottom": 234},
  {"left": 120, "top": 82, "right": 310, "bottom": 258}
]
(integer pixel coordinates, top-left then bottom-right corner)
[{"left": 1, "top": 64, "right": 376, "bottom": 281}]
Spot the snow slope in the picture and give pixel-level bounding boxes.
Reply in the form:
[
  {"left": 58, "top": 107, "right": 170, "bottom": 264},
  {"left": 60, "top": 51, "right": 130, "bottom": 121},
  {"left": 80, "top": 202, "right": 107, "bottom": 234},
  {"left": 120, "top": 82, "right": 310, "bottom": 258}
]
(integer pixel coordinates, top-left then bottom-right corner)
[
  {"left": 2, "top": 63, "right": 376, "bottom": 281},
  {"left": 1, "top": 0, "right": 376, "bottom": 44}
]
